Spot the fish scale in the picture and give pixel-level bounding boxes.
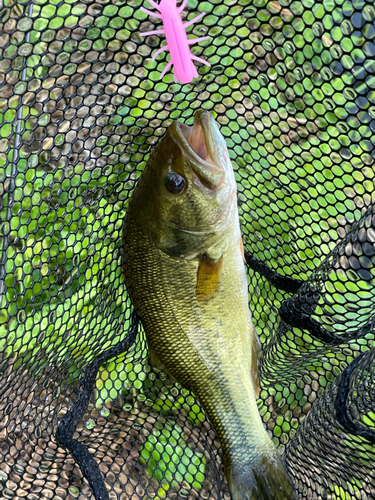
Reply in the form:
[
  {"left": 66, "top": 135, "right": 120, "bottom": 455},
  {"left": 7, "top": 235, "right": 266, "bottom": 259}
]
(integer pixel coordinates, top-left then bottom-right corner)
[{"left": 123, "top": 110, "right": 295, "bottom": 500}]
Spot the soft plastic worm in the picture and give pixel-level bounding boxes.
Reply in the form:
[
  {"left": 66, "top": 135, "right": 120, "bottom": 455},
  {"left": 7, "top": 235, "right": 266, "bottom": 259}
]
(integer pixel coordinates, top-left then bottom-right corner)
[{"left": 140, "top": 0, "right": 210, "bottom": 84}]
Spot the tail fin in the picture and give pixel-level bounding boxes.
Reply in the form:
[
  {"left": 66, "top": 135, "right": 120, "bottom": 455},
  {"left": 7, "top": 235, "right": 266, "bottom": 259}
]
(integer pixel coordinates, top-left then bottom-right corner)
[{"left": 228, "top": 451, "right": 296, "bottom": 500}]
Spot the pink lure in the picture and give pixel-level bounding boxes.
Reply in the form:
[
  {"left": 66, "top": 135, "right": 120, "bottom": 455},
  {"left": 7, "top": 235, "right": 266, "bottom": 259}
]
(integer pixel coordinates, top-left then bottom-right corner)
[{"left": 140, "top": 0, "right": 210, "bottom": 84}]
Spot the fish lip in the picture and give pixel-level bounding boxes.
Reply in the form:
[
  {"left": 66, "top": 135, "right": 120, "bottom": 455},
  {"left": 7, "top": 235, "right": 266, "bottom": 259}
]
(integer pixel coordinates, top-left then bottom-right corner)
[
  {"left": 160, "top": 219, "right": 217, "bottom": 236},
  {"left": 170, "top": 111, "right": 227, "bottom": 189}
]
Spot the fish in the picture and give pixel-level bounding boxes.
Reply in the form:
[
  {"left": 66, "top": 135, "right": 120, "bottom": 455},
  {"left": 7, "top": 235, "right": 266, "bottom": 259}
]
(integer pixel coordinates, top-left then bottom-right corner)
[{"left": 122, "top": 110, "right": 296, "bottom": 500}]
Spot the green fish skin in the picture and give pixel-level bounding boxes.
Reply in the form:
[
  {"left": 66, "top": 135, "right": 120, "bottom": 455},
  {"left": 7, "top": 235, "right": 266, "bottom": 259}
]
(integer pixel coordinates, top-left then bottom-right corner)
[{"left": 122, "top": 110, "right": 295, "bottom": 500}]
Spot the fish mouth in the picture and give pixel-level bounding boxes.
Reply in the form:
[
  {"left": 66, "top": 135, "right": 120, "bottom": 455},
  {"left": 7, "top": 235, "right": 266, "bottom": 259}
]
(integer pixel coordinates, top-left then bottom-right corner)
[{"left": 170, "top": 111, "right": 231, "bottom": 190}]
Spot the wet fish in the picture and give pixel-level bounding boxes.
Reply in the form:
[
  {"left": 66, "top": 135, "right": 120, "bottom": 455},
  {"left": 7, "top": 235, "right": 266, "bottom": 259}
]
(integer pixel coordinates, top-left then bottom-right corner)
[{"left": 122, "top": 110, "right": 295, "bottom": 500}]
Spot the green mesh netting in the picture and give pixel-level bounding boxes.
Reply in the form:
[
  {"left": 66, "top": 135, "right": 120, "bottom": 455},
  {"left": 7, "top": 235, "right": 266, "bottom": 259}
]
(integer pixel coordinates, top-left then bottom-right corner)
[{"left": 1, "top": 0, "right": 375, "bottom": 499}]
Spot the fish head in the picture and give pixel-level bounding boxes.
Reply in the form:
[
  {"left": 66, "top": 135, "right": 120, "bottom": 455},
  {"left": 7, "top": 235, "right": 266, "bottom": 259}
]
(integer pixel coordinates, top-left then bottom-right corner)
[{"left": 139, "top": 110, "right": 238, "bottom": 259}]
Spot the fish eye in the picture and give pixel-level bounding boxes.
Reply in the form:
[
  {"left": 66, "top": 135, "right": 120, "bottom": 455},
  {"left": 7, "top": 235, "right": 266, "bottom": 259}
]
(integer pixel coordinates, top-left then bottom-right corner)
[{"left": 165, "top": 172, "right": 186, "bottom": 194}]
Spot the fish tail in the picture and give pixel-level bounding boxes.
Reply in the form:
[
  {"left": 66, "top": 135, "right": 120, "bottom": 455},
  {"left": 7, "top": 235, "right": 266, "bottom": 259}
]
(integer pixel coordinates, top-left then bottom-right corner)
[{"left": 228, "top": 450, "right": 296, "bottom": 500}]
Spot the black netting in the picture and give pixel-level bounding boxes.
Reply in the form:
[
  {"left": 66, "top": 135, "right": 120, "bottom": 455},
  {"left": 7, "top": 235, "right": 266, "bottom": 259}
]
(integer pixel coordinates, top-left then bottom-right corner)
[{"left": 1, "top": 0, "right": 375, "bottom": 499}]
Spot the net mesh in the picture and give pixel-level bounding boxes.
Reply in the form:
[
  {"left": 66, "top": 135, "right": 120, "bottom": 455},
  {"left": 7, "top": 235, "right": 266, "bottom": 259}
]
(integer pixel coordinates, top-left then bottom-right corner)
[{"left": 1, "top": 0, "right": 375, "bottom": 498}]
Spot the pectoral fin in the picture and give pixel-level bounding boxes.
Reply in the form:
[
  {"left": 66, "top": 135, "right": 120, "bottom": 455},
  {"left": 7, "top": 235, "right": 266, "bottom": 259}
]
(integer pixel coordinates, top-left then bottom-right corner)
[{"left": 196, "top": 255, "right": 223, "bottom": 302}]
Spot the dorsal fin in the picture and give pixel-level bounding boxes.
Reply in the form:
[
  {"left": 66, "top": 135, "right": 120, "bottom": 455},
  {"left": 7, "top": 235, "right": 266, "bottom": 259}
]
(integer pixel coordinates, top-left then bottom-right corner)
[
  {"left": 250, "top": 327, "right": 262, "bottom": 398},
  {"left": 196, "top": 254, "right": 223, "bottom": 302},
  {"left": 240, "top": 236, "right": 245, "bottom": 262}
]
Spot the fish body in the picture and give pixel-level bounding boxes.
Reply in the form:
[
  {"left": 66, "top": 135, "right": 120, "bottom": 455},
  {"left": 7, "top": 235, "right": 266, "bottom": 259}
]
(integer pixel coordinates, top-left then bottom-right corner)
[{"left": 122, "top": 111, "right": 295, "bottom": 500}]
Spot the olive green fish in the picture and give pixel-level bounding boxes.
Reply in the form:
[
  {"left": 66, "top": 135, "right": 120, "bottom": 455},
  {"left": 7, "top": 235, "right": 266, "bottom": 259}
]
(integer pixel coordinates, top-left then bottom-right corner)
[{"left": 122, "top": 110, "right": 295, "bottom": 500}]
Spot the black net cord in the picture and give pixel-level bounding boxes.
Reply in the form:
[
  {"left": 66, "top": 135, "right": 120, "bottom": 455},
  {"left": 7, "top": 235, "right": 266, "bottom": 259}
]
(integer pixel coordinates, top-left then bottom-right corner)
[
  {"left": 55, "top": 312, "right": 139, "bottom": 500},
  {"left": 279, "top": 204, "right": 375, "bottom": 346},
  {"left": 284, "top": 347, "right": 375, "bottom": 499},
  {"left": 0, "top": 0, "right": 33, "bottom": 296},
  {"left": 335, "top": 350, "right": 375, "bottom": 444},
  {"left": 244, "top": 249, "right": 303, "bottom": 294},
  {"left": 279, "top": 296, "right": 375, "bottom": 345}
]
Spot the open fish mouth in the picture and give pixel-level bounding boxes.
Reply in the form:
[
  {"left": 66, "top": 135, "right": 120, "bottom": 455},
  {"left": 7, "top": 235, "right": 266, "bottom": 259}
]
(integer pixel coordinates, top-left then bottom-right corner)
[
  {"left": 184, "top": 111, "right": 214, "bottom": 165},
  {"left": 170, "top": 111, "right": 231, "bottom": 190}
]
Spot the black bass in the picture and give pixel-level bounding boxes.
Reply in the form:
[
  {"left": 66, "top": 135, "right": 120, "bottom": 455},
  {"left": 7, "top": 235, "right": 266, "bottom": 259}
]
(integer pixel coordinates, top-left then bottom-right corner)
[{"left": 122, "top": 110, "right": 295, "bottom": 500}]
